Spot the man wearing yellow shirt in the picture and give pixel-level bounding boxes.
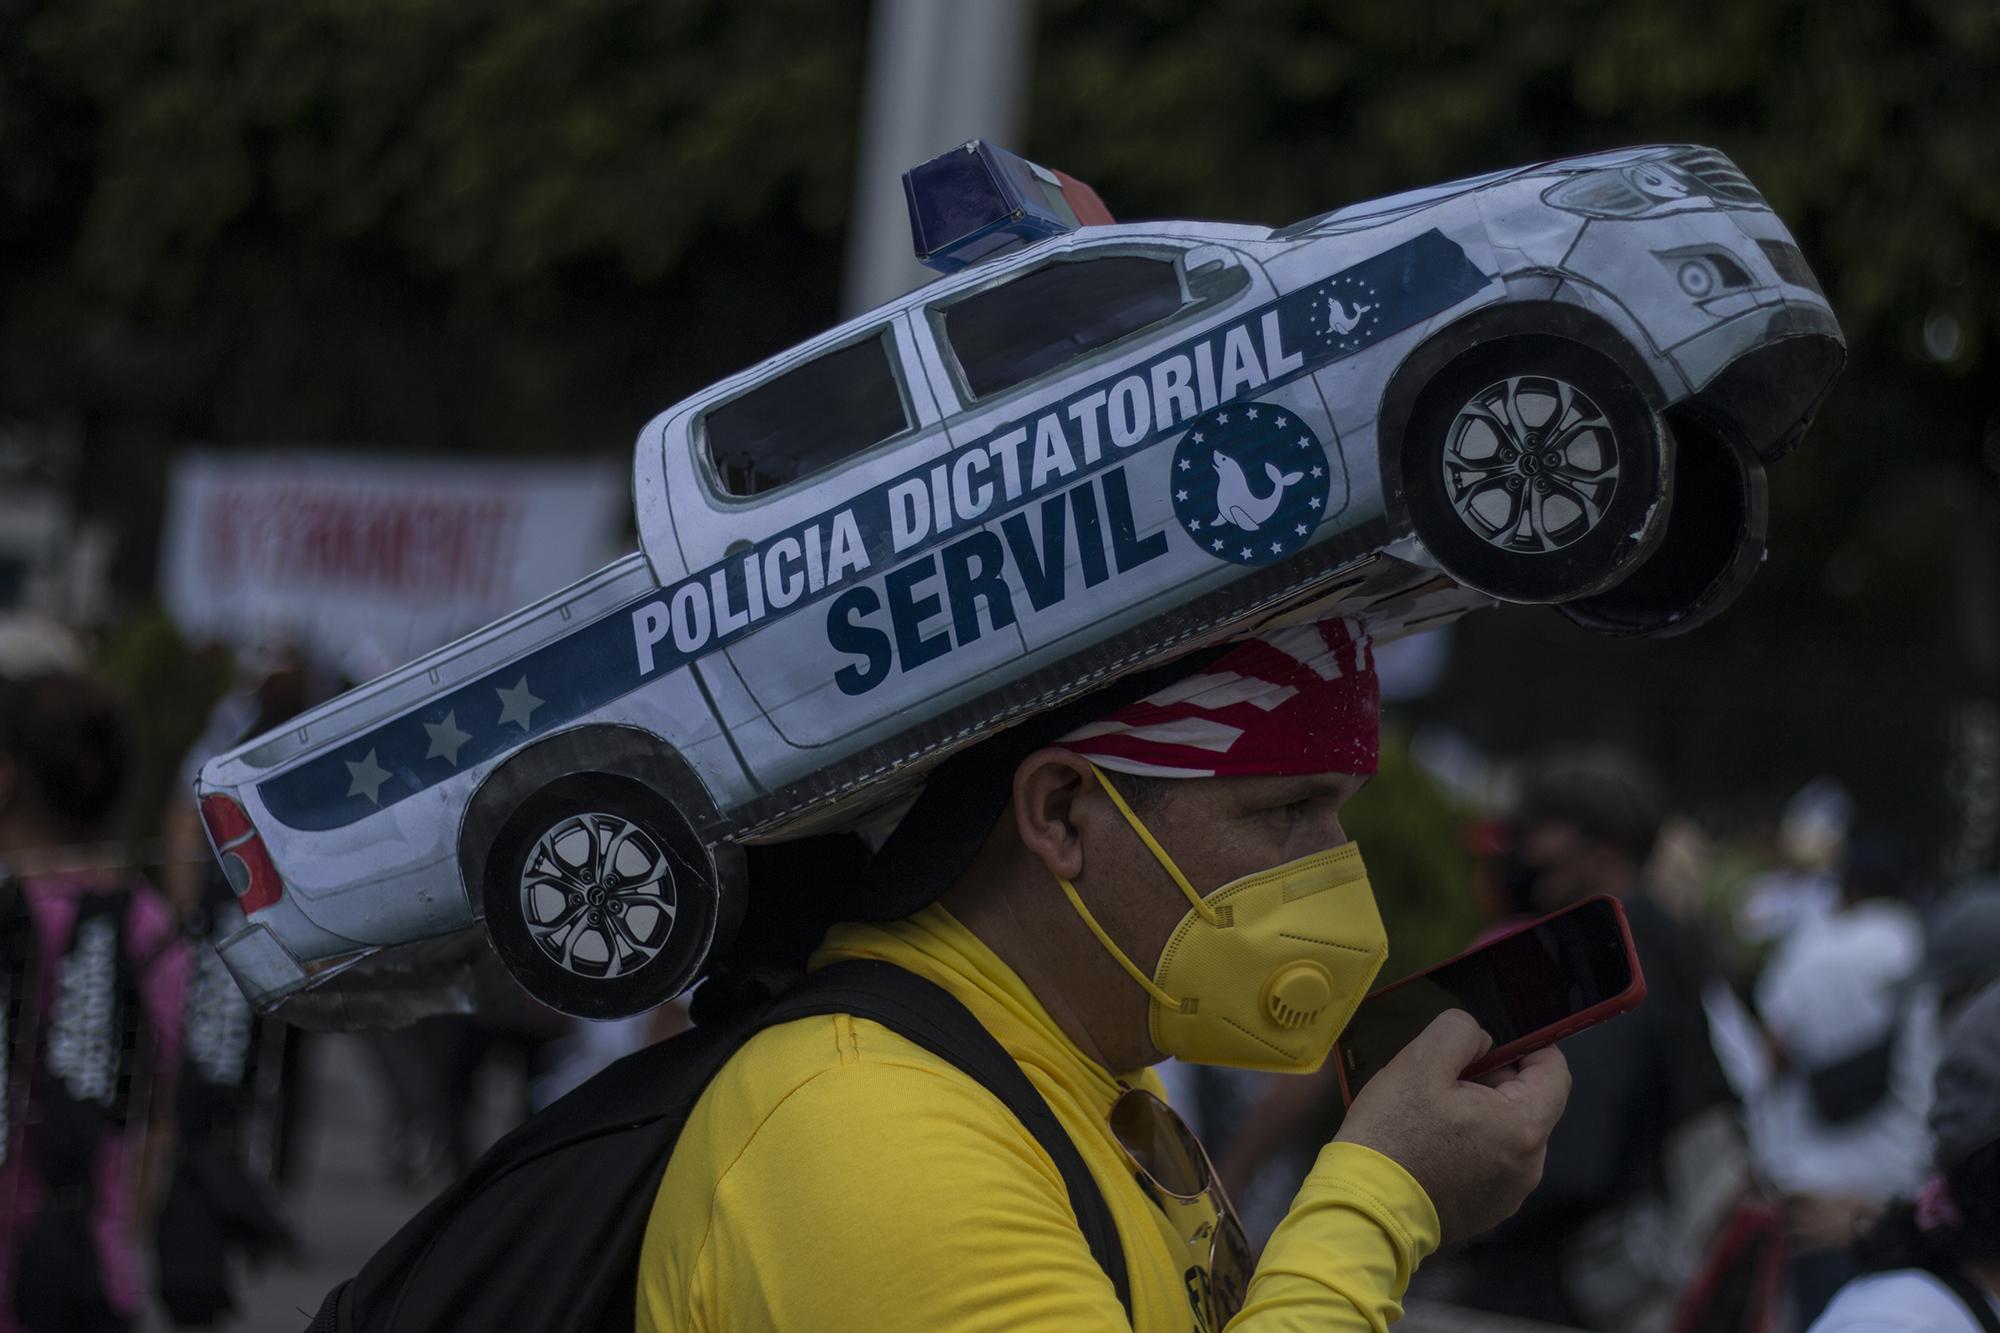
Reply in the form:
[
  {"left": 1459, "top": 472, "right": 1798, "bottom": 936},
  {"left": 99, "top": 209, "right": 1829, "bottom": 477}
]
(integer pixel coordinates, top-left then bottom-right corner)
[{"left": 637, "top": 619, "right": 1571, "bottom": 1331}]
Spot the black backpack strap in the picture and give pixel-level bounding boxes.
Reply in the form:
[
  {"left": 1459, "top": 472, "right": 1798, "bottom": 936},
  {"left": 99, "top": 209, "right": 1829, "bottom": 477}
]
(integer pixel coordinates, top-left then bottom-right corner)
[
  {"left": 1927, "top": 1263, "right": 2000, "bottom": 1333},
  {"left": 767, "top": 959, "right": 1133, "bottom": 1323}
]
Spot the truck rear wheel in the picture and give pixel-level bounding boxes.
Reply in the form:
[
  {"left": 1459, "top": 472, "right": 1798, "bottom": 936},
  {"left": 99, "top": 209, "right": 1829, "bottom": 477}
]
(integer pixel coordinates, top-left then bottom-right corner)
[{"left": 482, "top": 773, "right": 718, "bottom": 1019}]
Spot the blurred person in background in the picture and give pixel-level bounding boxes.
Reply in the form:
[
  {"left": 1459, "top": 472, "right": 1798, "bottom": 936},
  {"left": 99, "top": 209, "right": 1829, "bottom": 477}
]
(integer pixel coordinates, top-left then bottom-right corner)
[
  {"left": 1645, "top": 814, "right": 1714, "bottom": 930},
  {"left": 405, "top": 988, "right": 571, "bottom": 1183},
  {"left": 163, "top": 641, "right": 316, "bottom": 1183},
  {"left": 1752, "top": 836, "right": 1938, "bottom": 1325},
  {"left": 1808, "top": 979, "right": 2000, "bottom": 1332},
  {"left": 1920, "top": 882, "right": 2000, "bottom": 1019},
  {"left": 1422, "top": 749, "right": 1736, "bottom": 1332},
  {"left": 528, "top": 996, "right": 691, "bottom": 1111},
  {"left": 153, "top": 645, "right": 310, "bottom": 1325},
  {"left": 1738, "top": 778, "right": 1852, "bottom": 948},
  {"left": 0, "top": 659, "right": 192, "bottom": 1333}
]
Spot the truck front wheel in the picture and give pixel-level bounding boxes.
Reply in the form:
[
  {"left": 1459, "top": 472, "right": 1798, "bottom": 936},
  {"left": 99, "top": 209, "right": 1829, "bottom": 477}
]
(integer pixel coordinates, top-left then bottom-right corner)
[{"left": 1399, "top": 335, "right": 1672, "bottom": 603}]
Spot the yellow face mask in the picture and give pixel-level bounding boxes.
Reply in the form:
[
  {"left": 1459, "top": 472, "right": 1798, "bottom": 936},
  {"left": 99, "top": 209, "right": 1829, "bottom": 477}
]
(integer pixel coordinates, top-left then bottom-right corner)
[{"left": 1056, "top": 764, "right": 1388, "bottom": 1074}]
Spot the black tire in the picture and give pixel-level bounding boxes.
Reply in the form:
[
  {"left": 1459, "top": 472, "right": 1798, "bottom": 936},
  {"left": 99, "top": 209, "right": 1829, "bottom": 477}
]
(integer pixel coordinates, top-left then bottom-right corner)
[
  {"left": 1558, "top": 413, "right": 1769, "bottom": 638},
  {"left": 482, "top": 772, "right": 719, "bottom": 1020},
  {"left": 1400, "top": 335, "right": 1673, "bottom": 602}
]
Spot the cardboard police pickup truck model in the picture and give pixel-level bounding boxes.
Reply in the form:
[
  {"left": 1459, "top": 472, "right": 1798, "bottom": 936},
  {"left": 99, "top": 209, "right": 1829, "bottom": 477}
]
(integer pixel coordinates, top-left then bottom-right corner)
[{"left": 198, "top": 142, "right": 1843, "bottom": 1020}]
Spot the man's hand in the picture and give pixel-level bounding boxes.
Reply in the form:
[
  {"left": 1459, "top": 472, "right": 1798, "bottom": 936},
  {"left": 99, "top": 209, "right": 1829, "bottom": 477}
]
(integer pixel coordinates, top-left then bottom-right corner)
[{"left": 1333, "top": 1009, "right": 1571, "bottom": 1245}]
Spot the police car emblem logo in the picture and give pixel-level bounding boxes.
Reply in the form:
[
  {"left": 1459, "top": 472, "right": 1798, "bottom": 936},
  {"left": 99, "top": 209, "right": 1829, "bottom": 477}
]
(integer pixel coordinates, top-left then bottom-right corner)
[
  {"left": 1307, "top": 273, "right": 1385, "bottom": 352},
  {"left": 1170, "top": 401, "right": 1331, "bottom": 566}
]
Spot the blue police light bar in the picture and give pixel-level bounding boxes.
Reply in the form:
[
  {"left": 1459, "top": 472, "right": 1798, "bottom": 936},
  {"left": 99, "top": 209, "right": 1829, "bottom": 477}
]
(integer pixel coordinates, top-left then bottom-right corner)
[{"left": 903, "top": 140, "right": 1114, "bottom": 274}]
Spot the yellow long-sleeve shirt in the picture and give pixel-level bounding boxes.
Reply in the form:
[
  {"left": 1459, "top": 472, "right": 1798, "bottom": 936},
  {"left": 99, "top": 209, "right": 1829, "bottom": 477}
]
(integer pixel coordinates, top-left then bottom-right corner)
[{"left": 636, "top": 904, "right": 1438, "bottom": 1331}]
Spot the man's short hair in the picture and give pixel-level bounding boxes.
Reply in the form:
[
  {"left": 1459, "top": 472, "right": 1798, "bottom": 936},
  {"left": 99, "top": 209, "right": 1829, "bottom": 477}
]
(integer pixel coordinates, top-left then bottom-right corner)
[
  {"left": 1108, "top": 771, "right": 1176, "bottom": 814},
  {"left": 1514, "top": 748, "right": 1665, "bottom": 866}
]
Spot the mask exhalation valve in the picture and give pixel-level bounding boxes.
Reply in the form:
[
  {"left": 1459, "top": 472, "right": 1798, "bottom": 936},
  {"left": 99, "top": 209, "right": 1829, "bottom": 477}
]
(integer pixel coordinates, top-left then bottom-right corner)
[{"left": 1262, "top": 961, "right": 1335, "bottom": 1030}]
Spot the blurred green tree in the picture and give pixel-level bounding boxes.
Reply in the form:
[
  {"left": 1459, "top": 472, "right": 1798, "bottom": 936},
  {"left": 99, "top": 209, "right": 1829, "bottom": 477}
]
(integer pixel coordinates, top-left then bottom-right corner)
[
  {"left": 1029, "top": 0, "right": 2000, "bottom": 657},
  {"left": 1029, "top": 0, "right": 1998, "bottom": 861},
  {"left": 1341, "top": 729, "right": 1482, "bottom": 969},
  {"left": 94, "top": 607, "right": 232, "bottom": 842},
  {"left": 1037, "top": 1, "right": 1999, "bottom": 360},
  {"left": 2, "top": 0, "right": 1996, "bottom": 855},
  {"left": 6, "top": 0, "right": 1992, "bottom": 459},
  {"left": 1, "top": 0, "right": 871, "bottom": 456}
]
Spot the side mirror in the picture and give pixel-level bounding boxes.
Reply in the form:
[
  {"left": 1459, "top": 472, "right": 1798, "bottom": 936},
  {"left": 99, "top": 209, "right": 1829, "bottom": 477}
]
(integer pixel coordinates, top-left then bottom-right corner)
[
  {"left": 1182, "top": 243, "right": 1242, "bottom": 276},
  {"left": 1182, "top": 244, "right": 1251, "bottom": 302}
]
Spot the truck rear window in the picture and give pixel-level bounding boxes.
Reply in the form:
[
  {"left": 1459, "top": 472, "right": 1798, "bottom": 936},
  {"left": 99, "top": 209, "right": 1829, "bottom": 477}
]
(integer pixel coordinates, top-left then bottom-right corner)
[
  {"left": 704, "top": 331, "right": 910, "bottom": 497},
  {"left": 943, "top": 255, "right": 1183, "bottom": 400}
]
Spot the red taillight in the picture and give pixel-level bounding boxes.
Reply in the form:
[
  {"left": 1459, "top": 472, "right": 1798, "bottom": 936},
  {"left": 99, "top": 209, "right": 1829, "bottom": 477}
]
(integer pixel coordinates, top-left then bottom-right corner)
[
  {"left": 199, "top": 793, "right": 253, "bottom": 846},
  {"left": 199, "top": 792, "right": 284, "bottom": 914}
]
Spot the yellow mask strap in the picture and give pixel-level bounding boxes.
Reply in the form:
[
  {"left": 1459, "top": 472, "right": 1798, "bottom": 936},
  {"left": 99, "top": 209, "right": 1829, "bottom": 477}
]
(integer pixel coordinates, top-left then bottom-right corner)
[
  {"left": 1055, "top": 873, "right": 1183, "bottom": 1011},
  {"left": 1088, "top": 762, "right": 1221, "bottom": 927}
]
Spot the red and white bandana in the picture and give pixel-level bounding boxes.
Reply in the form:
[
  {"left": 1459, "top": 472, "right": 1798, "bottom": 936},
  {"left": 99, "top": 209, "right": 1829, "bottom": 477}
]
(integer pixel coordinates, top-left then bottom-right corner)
[{"left": 1055, "top": 619, "right": 1379, "bottom": 779}]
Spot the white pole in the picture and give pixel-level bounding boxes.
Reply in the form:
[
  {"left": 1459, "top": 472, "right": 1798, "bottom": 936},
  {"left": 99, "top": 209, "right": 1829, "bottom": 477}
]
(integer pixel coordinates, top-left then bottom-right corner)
[{"left": 841, "top": 0, "right": 1036, "bottom": 318}]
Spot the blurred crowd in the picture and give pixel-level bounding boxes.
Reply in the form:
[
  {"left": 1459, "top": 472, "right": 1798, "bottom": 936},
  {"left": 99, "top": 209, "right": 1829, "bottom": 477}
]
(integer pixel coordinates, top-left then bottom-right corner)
[
  {"left": 1170, "top": 749, "right": 2000, "bottom": 1333},
  {"left": 2, "top": 617, "right": 1998, "bottom": 1333},
  {"left": 0, "top": 623, "right": 694, "bottom": 1331}
]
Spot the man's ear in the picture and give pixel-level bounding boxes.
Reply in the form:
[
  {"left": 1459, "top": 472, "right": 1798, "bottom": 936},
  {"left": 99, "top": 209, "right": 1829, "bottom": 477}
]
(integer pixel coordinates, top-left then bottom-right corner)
[{"left": 1012, "top": 747, "right": 1096, "bottom": 882}]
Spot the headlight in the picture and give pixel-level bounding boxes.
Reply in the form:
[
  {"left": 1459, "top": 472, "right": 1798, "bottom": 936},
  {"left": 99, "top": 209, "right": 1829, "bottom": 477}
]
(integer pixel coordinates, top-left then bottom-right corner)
[
  {"left": 1544, "top": 161, "right": 1702, "bottom": 218},
  {"left": 1545, "top": 171, "right": 1654, "bottom": 218}
]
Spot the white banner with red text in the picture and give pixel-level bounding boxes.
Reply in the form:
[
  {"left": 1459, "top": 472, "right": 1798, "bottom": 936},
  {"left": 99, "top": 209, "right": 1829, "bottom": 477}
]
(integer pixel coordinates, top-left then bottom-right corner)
[{"left": 161, "top": 450, "right": 626, "bottom": 680}]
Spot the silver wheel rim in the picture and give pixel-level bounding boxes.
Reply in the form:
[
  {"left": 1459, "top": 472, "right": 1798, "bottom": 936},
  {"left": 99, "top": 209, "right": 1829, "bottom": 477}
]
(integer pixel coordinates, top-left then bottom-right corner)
[
  {"left": 1441, "top": 375, "right": 1620, "bottom": 553},
  {"left": 519, "top": 812, "right": 677, "bottom": 980}
]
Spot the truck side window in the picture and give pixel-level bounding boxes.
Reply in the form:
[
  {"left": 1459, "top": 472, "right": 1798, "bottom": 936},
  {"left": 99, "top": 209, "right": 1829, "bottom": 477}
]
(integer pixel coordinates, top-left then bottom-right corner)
[
  {"left": 705, "top": 331, "right": 910, "bottom": 497},
  {"left": 943, "top": 255, "right": 1184, "bottom": 400}
]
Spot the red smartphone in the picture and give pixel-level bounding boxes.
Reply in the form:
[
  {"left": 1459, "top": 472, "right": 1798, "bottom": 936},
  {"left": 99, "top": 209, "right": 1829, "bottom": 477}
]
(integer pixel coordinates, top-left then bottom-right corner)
[{"left": 1334, "top": 895, "right": 1646, "bottom": 1105}]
